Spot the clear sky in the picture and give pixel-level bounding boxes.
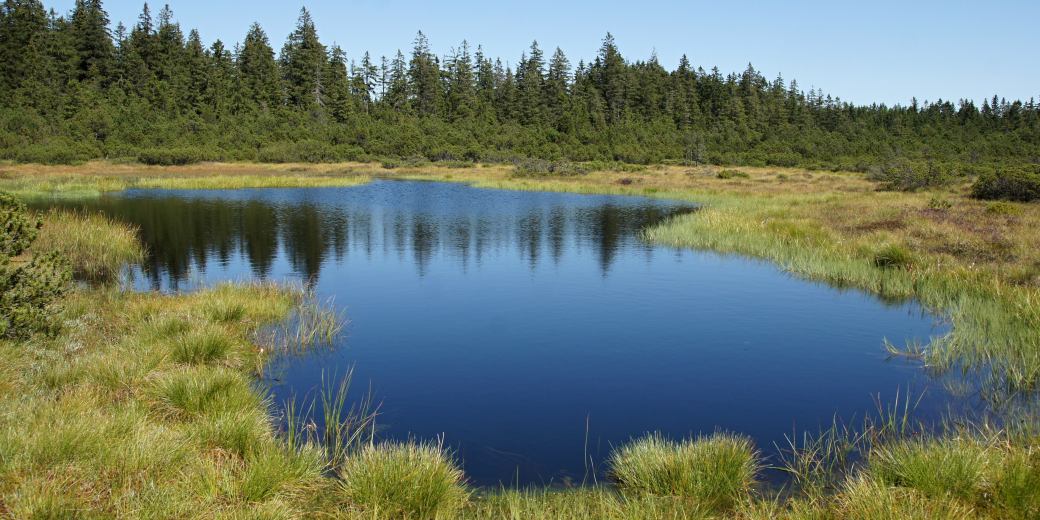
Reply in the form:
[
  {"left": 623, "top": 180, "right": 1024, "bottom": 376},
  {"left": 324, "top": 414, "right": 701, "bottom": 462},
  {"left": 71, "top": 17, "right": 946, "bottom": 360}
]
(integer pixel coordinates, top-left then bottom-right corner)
[{"left": 48, "top": 0, "right": 1039, "bottom": 106}]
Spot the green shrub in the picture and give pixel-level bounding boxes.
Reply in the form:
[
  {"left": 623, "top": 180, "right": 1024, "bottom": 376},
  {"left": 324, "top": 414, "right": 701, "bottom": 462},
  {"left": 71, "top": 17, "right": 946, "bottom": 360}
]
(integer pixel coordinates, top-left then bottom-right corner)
[
  {"left": 717, "top": 169, "right": 750, "bottom": 179},
  {"left": 871, "top": 159, "right": 956, "bottom": 191},
  {"left": 137, "top": 147, "right": 212, "bottom": 166},
  {"left": 0, "top": 193, "right": 40, "bottom": 256},
  {"left": 985, "top": 201, "right": 1024, "bottom": 216},
  {"left": 338, "top": 442, "right": 468, "bottom": 518},
  {"left": 8, "top": 140, "right": 97, "bottom": 164},
  {"left": 513, "top": 158, "right": 590, "bottom": 177},
  {"left": 972, "top": 168, "right": 1040, "bottom": 202},
  {"left": 0, "top": 194, "right": 72, "bottom": 339},
  {"left": 0, "top": 252, "right": 71, "bottom": 338},
  {"left": 608, "top": 433, "right": 758, "bottom": 512}
]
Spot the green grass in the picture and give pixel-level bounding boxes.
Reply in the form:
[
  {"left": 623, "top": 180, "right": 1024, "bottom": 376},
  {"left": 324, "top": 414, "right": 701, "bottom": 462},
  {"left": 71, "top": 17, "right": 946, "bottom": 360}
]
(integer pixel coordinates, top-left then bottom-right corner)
[
  {"left": 337, "top": 441, "right": 469, "bottom": 519},
  {"left": 608, "top": 433, "right": 758, "bottom": 512}
]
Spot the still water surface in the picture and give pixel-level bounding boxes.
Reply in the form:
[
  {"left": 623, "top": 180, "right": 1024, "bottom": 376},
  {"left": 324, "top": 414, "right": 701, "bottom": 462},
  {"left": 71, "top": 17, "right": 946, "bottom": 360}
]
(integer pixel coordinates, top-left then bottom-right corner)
[{"left": 46, "top": 180, "right": 953, "bottom": 485}]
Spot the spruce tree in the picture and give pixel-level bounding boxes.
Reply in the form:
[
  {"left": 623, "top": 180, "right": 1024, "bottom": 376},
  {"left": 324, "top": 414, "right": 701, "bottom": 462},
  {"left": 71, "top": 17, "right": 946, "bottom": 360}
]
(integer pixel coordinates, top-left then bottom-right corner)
[
  {"left": 280, "top": 7, "right": 326, "bottom": 110},
  {"left": 66, "top": 0, "right": 113, "bottom": 83},
  {"left": 516, "top": 41, "right": 546, "bottom": 125},
  {"left": 445, "top": 40, "right": 476, "bottom": 121},
  {"left": 238, "top": 22, "right": 282, "bottom": 110},
  {"left": 407, "top": 31, "right": 442, "bottom": 116}
]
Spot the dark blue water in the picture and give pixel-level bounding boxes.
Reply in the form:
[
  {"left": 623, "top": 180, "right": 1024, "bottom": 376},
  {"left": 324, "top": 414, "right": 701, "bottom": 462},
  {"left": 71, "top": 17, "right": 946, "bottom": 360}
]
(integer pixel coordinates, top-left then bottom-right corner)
[{"left": 45, "top": 180, "right": 953, "bottom": 485}]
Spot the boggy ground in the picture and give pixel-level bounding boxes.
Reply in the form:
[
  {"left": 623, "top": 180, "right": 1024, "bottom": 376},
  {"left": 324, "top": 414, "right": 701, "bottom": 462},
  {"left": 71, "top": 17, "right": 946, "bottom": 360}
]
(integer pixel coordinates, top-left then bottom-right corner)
[{"left": 1, "top": 161, "right": 1039, "bottom": 518}]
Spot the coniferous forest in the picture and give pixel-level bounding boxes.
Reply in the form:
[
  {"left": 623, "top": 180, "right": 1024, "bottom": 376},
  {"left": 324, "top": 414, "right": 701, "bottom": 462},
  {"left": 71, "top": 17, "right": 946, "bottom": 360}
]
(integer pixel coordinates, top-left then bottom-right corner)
[{"left": 2, "top": 1, "right": 1039, "bottom": 194}]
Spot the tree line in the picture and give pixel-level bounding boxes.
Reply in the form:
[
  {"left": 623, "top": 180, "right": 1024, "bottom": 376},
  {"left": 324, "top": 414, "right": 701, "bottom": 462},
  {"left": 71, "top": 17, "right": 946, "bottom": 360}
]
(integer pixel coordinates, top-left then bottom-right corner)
[{"left": 1, "top": 0, "right": 1038, "bottom": 192}]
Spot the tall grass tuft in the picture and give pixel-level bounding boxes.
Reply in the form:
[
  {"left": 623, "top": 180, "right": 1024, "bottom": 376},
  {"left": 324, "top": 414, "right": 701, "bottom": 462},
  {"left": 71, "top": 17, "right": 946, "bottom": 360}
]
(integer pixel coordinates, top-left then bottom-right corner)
[
  {"left": 837, "top": 476, "right": 976, "bottom": 520},
  {"left": 170, "top": 325, "right": 237, "bottom": 365},
  {"left": 867, "top": 437, "right": 994, "bottom": 501},
  {"left": 338, "top": 440, "right": 468, "bottom": 519},
  {"left": 608, "top": 433, "right": 758, "bottom": 512},
  {"left": 32, "top": 209, "right": 144, "bottom": 281}
]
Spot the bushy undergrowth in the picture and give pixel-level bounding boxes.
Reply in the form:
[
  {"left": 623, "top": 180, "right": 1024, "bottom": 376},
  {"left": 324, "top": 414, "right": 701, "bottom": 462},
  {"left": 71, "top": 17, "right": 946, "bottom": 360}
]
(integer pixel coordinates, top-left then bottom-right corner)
[
  {"left": 972, "top": 166, "right": 1040, "bottom": 201},
  {"left": 870, "top": 159, "right": 958, "bottom": 191},
  {"left": 137, "top": 147, "right": 219, "bottom": 166},
  {"left": 513, "top": 158, "right": 591, "bottom": 177},
  {"left": 716, "top": 169, "right": 750, "bottom": 179},
  {"left": 0, "top": 193, "right": 70, "bottom": 338}
]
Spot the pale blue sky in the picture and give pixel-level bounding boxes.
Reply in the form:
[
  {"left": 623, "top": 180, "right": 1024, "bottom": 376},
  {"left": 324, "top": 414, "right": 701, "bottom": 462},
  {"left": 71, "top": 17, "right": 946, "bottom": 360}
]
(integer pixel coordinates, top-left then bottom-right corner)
[{"left": 49, "top": 0, "right": 1039, "bottom": 105}]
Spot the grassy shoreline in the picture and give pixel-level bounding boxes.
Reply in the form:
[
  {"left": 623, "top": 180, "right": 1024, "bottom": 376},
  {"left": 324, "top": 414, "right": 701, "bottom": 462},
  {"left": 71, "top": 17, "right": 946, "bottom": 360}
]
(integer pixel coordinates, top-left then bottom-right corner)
[{"left": 2, "top": 161, "right": 1039, "bottom": 518}]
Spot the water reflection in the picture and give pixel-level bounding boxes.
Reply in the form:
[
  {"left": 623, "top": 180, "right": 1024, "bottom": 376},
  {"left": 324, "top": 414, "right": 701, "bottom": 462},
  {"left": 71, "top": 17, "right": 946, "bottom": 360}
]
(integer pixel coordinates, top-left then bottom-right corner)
[{"left": 46, "top": 182, "right": 692, "bottom": 289}]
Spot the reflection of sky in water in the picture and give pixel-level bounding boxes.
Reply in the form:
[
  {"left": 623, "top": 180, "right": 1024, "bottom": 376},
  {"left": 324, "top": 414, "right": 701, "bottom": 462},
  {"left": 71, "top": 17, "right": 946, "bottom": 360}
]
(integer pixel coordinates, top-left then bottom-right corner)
[{"left": 45, "top": 180, "right": 955, "bottom": 486}]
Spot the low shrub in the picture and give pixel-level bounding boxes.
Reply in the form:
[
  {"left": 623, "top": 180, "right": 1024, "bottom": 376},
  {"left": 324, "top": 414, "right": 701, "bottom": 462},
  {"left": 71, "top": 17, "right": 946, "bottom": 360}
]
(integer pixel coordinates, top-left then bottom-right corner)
[
  {"left": 0, "top": 194, "right": 71, "bottom": 339},
  {"left": 137, "top": 147, "right": 216, "bottom": 166},
  {"left": 972, "top": 168, "right": 1040, "bottom": 202},
  {"left": 985, "top": 201, "right": 1024, "bottom": 216},
  {"left": 870, "top": 159, "right": 957, "bottom": 191},
  {"left": 717, "top": 169, "right": 750, "bottom": 179},
  {"left": 513, "top": 158, "right": 590, "bottom": 177}
]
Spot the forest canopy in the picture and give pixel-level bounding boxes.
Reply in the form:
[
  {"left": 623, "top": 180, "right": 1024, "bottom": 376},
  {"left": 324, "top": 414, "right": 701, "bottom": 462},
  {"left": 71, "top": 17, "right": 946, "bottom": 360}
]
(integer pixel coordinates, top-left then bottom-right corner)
[{"left": 1, "top": 0, "right": 1038, "bottom": 192}]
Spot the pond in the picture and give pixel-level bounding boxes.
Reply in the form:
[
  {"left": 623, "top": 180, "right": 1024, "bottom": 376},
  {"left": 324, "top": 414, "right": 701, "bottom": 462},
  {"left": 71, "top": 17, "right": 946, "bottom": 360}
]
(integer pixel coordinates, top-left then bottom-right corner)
[{"left": 44, "top": 179, "right": 955, "bottom": 486}]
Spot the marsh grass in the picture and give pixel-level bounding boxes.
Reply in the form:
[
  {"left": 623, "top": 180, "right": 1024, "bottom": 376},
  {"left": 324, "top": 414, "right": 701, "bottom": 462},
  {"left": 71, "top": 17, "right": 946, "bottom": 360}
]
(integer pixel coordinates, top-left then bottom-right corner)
[
  {"left": 282, "top": 369, "right": 378, "bottom": 471},
  {"left": 837, "top": 476, "right": 977, "bottom": 520},
  {"left": 0, "top": 277, "right": 344, "bottom": 517},
  {"left": 0, "top": 161, "right": 373, "bottom": 199},
  {"left": 608, "top": 433, "right": 758, "bottom": 513},
  {"left": 31, "top": 209, "right": 144, "bottom": 281},
  {"left": 337, "top": 440, "right": 469, "bottom": 519}
]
